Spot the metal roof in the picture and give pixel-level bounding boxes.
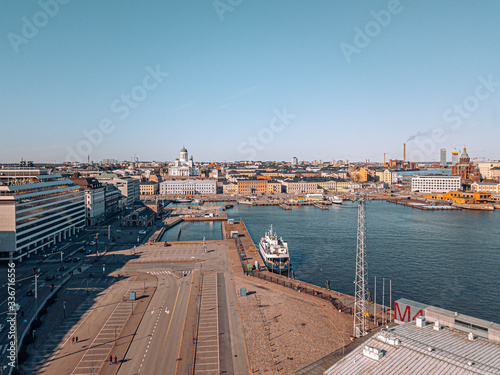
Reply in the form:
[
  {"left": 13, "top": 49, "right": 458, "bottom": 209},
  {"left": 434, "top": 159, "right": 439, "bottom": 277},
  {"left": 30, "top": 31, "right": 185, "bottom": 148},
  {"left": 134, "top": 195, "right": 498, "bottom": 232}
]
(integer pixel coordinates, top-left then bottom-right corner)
[{"left": 325, "top": 323, "right": 500, "bottom": 375}]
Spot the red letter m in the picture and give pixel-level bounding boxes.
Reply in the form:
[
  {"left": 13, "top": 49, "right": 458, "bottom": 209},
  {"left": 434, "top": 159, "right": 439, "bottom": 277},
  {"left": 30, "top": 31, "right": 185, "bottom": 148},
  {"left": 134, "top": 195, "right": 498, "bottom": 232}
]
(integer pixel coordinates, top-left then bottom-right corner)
[
  {"left": 394, "top": 302, "right": 411, "bottom": 322},
  {"left": 394, "top": 302, "right": 424, "bottom": 322}
]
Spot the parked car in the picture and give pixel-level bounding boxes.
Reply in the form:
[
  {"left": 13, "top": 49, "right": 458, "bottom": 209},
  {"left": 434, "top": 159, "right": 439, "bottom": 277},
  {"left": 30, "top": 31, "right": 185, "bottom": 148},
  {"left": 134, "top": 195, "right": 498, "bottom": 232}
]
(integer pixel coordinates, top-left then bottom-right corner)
[
  {"left": 64, "top": 258, "right": 72, "bottom": 263},
  {"left": 27, "top": 289, "right": 35, "bottom": 296},
  {"left": 59, "top": 266, "right": 67, "bottom": 271},
  {"left": 45, "top": 275, "right": 55, "bottom": 281},
  {"left": 89, "top": 241, "right": 96, "bottom": 246},
  {"left": 73, "top": 257, "right": 81, "bottom": 262},
  {"left": 138, "top": 230, "right": 146, "bottom": 234},
  {"left": 85, "top": 249, "right": 92, "bottom": 254}
]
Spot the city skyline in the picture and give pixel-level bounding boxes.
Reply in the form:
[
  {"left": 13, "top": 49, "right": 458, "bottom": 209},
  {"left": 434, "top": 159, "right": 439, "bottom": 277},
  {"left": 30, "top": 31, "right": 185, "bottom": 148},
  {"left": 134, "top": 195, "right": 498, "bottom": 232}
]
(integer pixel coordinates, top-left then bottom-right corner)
[{"left": 1, "top": 1, "right": 500, "bottom": 163}]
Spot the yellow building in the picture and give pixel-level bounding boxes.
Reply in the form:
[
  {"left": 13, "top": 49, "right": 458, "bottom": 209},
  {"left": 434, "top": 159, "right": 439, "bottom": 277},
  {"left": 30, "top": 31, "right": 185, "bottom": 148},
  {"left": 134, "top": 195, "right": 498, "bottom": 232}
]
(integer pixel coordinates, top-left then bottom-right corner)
[
  {"left": 351, "top": 167, "right": 369, "bottom": 182},
  {"left": 267, "top": 180, "right": 282, "bottom": 194},
  {"left": 317, "top": 179, "right": 337, "bottom": 191},
  {"left": 237, "top": 179, "right": 268, "bottom": 195},
  {"left": 425, "top": 191, "right": 492, "bottom": 204},
  {"left": 336, "top": 180, "right": 349, "bottom": 191},
  {"left": 375, "top": 169, "right": 393, "bottom": 185},
  {"left": 140, "top": 182, "right": 158, "bottom": 196},
  {"left": 471, "top": 181, "right": 500, "bottom": 194},
  {"left": 223, "top": 183, "right": 238, "bottom": 194},
  {"left": 261, "top": 172, "right": 281, "bottom": 178}
]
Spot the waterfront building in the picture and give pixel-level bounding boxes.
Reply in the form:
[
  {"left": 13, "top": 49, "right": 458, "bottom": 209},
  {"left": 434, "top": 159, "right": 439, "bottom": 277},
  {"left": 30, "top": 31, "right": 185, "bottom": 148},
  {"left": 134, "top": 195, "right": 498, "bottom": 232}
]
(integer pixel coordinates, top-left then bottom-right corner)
[
  {"left": 70, "top": 177, "right": 106, "bottom": 226},
  {"left": 159, "top": 179, "right": 216, "bottom": 195},
  {"left": 237, "top": 179, "right": 268, "bottom": 195},
  {"left": 451, "top": 148, "right": 480, "bottom": 182},
  {"left": 316, "top": 179, "right": 337, "bottom": 191},
  {"left": 0, "top": 174, "right": 85, "bottom": 262},
  {"left": 222, "top": 182, "right": 238, "bottom": 195},
  {"left": 335, "top": 179, "right": 349, "bottom": 191},
  {"left": 424, "top": 190, "right": 492, "bottom": 204},
  {"left": 281, "top": 178, "right": 321, "bottom": 194},
  {"left": 267, "top": 180, "right": 282, "bottom": 194},
  {"left": 440, "top": 148, "right": 446, "bottom": 166},
  {"left": 140, "top": 182, "right": 158, "bottom": 196},
  {"left": 325, "top": 299, "right": 500, "bottom": 374},
  {"left": 411, "top": 175, "right": 461, "bottom": 193},
  {"left": 471, "top": 181, "right": 500, "bottom": 194},
  {"left": 168, "top": 146, "right": 199, "bottom": 176}
]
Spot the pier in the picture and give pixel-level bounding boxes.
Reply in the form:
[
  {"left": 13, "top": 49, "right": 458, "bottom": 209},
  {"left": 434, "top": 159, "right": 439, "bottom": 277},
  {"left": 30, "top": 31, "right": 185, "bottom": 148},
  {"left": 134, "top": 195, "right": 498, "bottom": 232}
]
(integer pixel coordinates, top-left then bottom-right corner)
[
  {"left": 313, "top": 202, "right": 329, "bottom": 210},
  {"left": 278, "top": 203, "right": 292, "bottom": 210},
  {"left": 387, "top": 199, "right": 461, "bottom": 210},
  {"left": 221, "top": 220, "right": 390, "bottom": 326}
]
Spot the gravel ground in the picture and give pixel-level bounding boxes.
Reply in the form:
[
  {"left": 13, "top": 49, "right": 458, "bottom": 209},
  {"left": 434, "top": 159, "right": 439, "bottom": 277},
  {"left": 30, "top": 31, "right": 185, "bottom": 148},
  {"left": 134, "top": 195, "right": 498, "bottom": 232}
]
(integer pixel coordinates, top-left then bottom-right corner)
[{"left": 235, "top": 276, "right": 352, "bottom": 375}]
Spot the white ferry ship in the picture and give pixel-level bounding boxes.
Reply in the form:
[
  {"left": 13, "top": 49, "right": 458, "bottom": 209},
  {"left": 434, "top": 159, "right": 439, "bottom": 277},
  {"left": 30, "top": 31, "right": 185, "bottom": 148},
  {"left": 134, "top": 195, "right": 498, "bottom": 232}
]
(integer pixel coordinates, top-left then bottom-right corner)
[
  {"left": 330, "top": 195, "right": 343, "bottom": 204},
  {"left": 258, "top": 225, "right": 290, "bottom": 273}
]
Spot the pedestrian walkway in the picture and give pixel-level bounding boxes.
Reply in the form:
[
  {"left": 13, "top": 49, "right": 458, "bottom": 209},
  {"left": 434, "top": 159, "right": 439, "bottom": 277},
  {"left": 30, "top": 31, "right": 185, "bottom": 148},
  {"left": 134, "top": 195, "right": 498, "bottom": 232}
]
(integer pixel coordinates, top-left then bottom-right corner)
[
  {"left": 70, "top": 289, "right": 143, "bottom": 375},
  {"left": 147, "top": 270, "right": 192, "bottom": 275},
  {"left": 194, "top": 272, "right": 219, "bottom": 374},
  {"left": 25, "top": 289, "right": 109, "bottom": 374}
]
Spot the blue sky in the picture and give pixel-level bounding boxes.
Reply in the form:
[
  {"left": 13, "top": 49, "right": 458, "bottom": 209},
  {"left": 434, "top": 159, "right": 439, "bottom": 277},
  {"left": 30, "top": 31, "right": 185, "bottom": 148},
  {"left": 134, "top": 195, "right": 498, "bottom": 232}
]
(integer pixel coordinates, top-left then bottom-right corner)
[{"left": 1, "top": 0, "right": 499, "bottom": 163}]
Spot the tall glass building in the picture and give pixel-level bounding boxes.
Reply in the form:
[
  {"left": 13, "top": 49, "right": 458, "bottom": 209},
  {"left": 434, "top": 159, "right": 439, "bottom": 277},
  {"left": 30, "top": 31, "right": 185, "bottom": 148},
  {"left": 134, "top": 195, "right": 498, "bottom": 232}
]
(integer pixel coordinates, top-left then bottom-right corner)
[{"left": 0, "top": 172, "right": 85, "bottom": 262}]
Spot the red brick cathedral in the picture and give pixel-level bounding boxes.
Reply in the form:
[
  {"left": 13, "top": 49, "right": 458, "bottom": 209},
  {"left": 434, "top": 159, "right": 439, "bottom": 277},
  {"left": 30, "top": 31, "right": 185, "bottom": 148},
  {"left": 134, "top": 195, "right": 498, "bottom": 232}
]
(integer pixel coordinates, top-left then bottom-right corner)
[{"left": 451, "top": 148, "right": 480, "bottom": 182}]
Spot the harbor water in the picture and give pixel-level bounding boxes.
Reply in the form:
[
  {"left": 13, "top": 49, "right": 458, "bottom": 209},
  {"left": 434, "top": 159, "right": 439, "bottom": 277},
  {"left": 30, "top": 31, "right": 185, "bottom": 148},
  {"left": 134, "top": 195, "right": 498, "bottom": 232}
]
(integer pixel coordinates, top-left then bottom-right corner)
[{"left": 225, "top": 201, "right": 500, "bottom": 324}]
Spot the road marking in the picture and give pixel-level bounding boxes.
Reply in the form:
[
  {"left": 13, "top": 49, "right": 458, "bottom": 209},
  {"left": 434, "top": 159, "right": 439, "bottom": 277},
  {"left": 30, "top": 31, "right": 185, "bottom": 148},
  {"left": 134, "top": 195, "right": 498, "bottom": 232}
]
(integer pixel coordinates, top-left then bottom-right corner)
[{"left": 154, "top": 285, "right": 181, "bottom": 375}]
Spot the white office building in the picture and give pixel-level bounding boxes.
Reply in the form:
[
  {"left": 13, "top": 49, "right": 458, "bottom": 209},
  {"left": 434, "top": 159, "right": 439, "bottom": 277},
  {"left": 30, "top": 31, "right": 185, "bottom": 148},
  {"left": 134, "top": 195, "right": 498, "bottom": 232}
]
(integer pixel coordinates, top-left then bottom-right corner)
[
  {"left": 0, "top": 174, "right": 85, "bottom": 262},
  {"left": 411, "top": 175, "right": 462, "bottom": 193},
  {"left": 159, "top": 179, "right": 217, "bottom": 195}
]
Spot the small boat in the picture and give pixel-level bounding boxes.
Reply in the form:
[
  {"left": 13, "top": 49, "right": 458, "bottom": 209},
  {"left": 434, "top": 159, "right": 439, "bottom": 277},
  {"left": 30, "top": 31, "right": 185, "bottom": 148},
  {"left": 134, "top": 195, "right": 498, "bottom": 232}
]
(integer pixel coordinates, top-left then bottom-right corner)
[
  {"left": 330, "top": 196, "right": 343, "bottom": 204},
  {"left": 175, "top": 198, "right": 192, "bottom": 203},
  {"left": 259, "top": 225, "right": 290, "bottom": 273}
]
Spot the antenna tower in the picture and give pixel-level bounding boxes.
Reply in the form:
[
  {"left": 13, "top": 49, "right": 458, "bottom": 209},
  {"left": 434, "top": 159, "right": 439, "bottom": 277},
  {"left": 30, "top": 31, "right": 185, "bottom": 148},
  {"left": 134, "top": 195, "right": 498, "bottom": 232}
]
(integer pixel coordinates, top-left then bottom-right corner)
[{"left": 353, "top": 198, "right": 369, "bottom": 337}]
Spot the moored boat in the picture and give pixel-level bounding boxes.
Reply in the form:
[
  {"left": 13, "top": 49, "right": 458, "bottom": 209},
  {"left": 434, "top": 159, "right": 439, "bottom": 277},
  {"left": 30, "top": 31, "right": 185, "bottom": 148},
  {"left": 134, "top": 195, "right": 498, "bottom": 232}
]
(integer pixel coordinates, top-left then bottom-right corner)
[
  {"left": 330, "top": 195, "right": 343, "bottom": 204},
  {"left": 259, "top": 225, "right": 290, "bottom": 273}
]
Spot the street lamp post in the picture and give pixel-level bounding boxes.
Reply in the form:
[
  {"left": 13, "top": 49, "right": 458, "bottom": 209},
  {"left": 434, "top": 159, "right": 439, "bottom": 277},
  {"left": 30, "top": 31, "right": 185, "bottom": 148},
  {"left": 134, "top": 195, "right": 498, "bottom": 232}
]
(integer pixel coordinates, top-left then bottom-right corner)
[
  {"left": 115, "top": 326, "right": 117, "bottom": 345},
  {"left": 34, "top": 274, "right": 38, "bottom": 321},
  {"left": 63, "top": 301, "right": 66, "bottom": 319}
]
